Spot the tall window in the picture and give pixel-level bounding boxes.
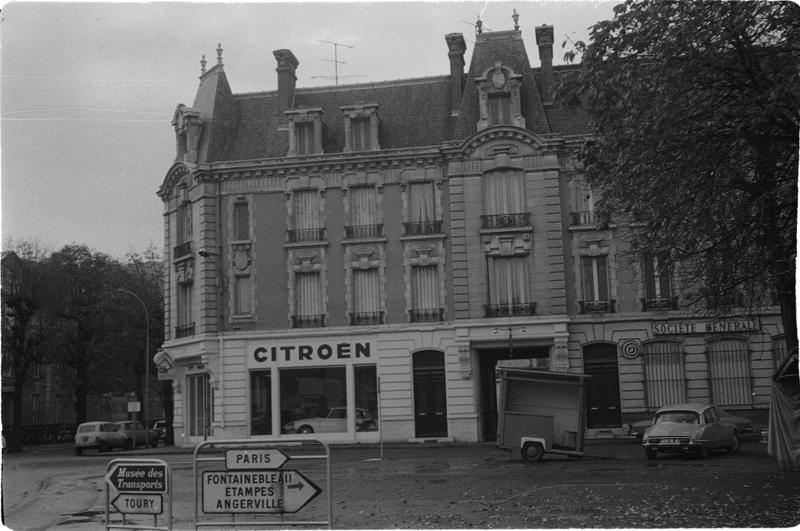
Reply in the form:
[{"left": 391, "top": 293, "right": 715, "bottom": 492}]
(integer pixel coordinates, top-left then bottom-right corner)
[
  {"left": 581, "top": 255, "right": 613, "bottom": 312},
  {"left": 293, "top": 272, "right": 324, "bottom": 328},
  {"left": 350, "top": 118, "right": 371, "bottom": 151},
  {"left": 176, "top": 282, "right": 194, "bottom": 337},
  {"left": 486, "top": 256, "right": 533, "bottom": 316},
  {"left": 570, "top": 178, "right": 595, "bottom": 225},
  {"left": 773, "top": 336, "right": 788, "bottom": 370},
  {"left": 642, "top": 254, "right": 674, "bottom": 309},
  {"left": 642, "top": 341, "right": 686, "bottom": 409},
  {"left": 233, "top": 201, "right": 250, "bottom": 241},
  {"left": 707, "top": 339, "right": 751, "bottom": 406},
  {"left": 290, "top": 190, "right": 324, "bottom": 242},
  {"left": 187, "top": 373, "right": 212, "bottom": 438},
  {"left": 488, "top": 93, "right": 511, "bottom": 125},
  {"left": 410, "top": 265, "right": 442, "bottom": 322},
  {"left": 351, "top": 268, "right": 382, "bottom": 324},
  {"left": 347, "top": 186, "right": 381, "bottom": 239},
  {"left": 405, "top": 182, "right": 438, "bottom": 235},
  {"left": 295, "top": 122, "right": 315, "bottom": 155},
  {"left": 177, "top": 200, "right": 193, "bottom": 244},
  {"left": 482, "top": 171, "right": 527, "bottom": 229},
  {"left": 233, "top": 275, "right": 253, "bottom": 316}
]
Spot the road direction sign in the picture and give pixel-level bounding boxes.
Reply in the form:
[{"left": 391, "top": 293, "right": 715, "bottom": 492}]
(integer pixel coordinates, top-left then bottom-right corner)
[
  {"left": 225, "top": 448, "right": 290, "bottom": 470},
  {"left": 105, "top": 463, "right": 168, "bottom": 493},
  {"left": 202, "top": 469, "right": 321, "bottom": 514},
  {"left": 111, "top": 493, "right": 163, "bottom": 515}
]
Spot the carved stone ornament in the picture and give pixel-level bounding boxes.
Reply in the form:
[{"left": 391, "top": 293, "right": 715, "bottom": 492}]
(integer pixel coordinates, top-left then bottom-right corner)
[
  {"left": 232, "top": 247, "right": 250, "bottom": 271},
  {"left": 619, "top": 339, "right": 642, "bottom": 360},
  {"left": 491, "top": 67, "right": 507, "bottom": 89}
]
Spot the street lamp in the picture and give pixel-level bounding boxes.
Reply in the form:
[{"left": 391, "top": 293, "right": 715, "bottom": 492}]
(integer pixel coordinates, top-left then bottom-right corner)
[{"left": 116, "top": 288, "right": 150, "bottom": 440}]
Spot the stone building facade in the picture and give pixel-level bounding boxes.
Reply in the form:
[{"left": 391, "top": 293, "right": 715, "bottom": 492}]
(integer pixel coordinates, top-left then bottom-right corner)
[{"left": 156, "top": 21, "right": 786, "bottom": 447}]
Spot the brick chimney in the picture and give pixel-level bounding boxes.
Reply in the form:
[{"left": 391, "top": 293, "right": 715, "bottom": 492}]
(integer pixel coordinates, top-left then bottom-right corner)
[
  {"left": 445, "top": 33, "right": 467, "bottom": 115},
  {"left": 273, "top": 49, "right": 299, "bottom": 112},
  {"left": 535, "top": 25, "right": 554, "bottom": 104}
]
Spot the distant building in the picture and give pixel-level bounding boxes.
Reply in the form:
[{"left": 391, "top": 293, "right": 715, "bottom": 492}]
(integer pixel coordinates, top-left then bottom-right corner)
[{"left": 156, "top": 17, "right": 786, "bottom": 446}]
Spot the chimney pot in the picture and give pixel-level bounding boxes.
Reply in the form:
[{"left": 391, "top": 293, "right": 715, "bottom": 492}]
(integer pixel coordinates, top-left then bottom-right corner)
[
  {"left": 445, "top": 33, "right": 467, "bottom": 115},
  {"left": 535, "top": 25, "right": 554, "bottom": 104},
  {"left": 273, "top": 49, "right": 299, "bottom": 113}
]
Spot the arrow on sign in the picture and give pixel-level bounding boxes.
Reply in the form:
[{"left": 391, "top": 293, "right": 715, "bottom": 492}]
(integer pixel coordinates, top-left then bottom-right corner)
[
  {"left": 282, "top": 471, "right": 321, "bottom": 513},
  {"left": 105, "top": 463, "right": 167, "bottom": 493},
  {"left": 225, "top": 448, "right": 290, "bottom": 469},
  {"left": 111, "top": 493, "right": 163, "bottom": 515}
]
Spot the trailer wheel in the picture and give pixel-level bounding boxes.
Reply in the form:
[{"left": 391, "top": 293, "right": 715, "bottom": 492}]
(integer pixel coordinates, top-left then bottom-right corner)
[{"left": 521, "top": 441, "right": 544, "bottom": 462}]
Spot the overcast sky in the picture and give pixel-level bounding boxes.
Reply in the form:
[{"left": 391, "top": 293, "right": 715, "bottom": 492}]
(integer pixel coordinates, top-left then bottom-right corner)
[{"left": 1, "top": 0, "right": 616, "bottom": 260}]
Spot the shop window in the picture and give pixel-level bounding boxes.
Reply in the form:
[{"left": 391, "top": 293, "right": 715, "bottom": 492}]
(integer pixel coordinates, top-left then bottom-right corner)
[
  {"left": 580, "top": 255, "right": 615, "bottom": 313},
  {"left": 289, "top": 189, "right": 324, "bottom": 242},
  {"left": 187, "top": 373, "right": 212, "bottom": 438},
  {"left": 280, "top": 367, "right": 346, "bottom": 433},
  {"left": 404, "top": 181, "right": 440, "bottom": 235},
  {"left": 642, "top": 341, "right": 686, "bottom": 409},
  {"left": 346, "top": 186, "right": 382, "bottom": 239},
  {"left": 772, "top": 335, "right": 788, "bottom": 370},
  {"left": 642, "top": 253, "right": 676, "bottom": 311},
  {"left": 351, "top": 268, "right": 383, "bottom": 325},
  {"left": 250, "top": 371, "right": 271, "bottom": 436},
  {"left": 486, "top": 256, "right": 534, "bottom": 317},
  {"left": 355, "top": 365, "right": 379, "bottom": 431},
  {"left": 707, "top": 339, "right": 751, "bottom": 406},
  {"left": 233, "top": 201, "right": 250, "bottom": 241},
  {"left": 410, "top": 265, "right": 443, "bottom": 322},
  {"left": 293, "top": 271, "right": 325, "bottom": 328},
  {"left": 482, "top": 170, "right": 527, "bottom": 229}
]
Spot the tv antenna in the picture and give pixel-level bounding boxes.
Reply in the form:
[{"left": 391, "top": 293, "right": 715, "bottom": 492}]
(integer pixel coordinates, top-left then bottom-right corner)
[{"left": 311, "top": 40, "right": 366, "bottom": 86}]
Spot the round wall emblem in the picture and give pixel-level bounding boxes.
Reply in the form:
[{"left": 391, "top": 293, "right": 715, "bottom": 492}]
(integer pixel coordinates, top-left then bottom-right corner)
[
  {"left": 619, "top": 339, "right": 641, "bottom": 360},
  {"left": 491, "top": 69, "right": 506, "bottom": 89}
]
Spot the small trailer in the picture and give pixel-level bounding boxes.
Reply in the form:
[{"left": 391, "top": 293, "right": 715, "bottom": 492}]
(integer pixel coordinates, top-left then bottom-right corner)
[{"left": 496, "top": 367, "right": 591, "bottom": 462}]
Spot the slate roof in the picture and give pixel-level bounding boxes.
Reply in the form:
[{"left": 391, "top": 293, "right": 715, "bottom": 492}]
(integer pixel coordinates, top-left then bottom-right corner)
[{"left": 190, "top": 29, "right": 594, "bottom": 164}]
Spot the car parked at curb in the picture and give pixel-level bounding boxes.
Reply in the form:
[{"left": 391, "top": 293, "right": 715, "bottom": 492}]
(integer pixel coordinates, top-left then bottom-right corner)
[
  {"left": 74, "top": 421, "right": 127, "bottom": 455},
  {"left": 114, "top": 420, "right": 160, "bottom": 449},
  {"left": 629, "top": 405, "right": 753, "bottom": 438},
  {"left": 641, "top": 402, "right": 741, "bottom": 459},
  {"left": 283, "top": 407, "right": 376, "bottom": 434}
]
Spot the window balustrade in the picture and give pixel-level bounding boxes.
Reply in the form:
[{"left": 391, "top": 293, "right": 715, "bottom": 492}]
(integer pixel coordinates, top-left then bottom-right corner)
[
  {"left": 409, "top": 308, "right": 445, "bottom": 323},
  {"left": 173, "top": 241, "right": 193, "bottom": 259},
  {"left": 175, "top": 322, "right": 196, "bottom": 338},
  {"left": 344, "top": 224, "right": 383, "bottom": 239},
  {"left": 480, "top": 212, "right": 530, "bottom": 229},
  {"left": 579, "top": 300, "right": 616, "bottom": 314},
  {"left": 483, "top": 302, "right": 537, "bottom": 318},
  {"left": 570, "top": 211, "right": 598, "bottom": 226},
  {"left": 403, "top": 220, "right": 443, "bottom": 236},
  {"left": 287, "top": 228, "right": 326, "bottom": 243},
  {"left": 291, "top": 314, "right": 326, "bottom": 328},
  {"left": 641, "top": 297, "right": 678, "bottom": 311},
  {"left": 349, "top": 311, "right": 384, "bottom": 325}
]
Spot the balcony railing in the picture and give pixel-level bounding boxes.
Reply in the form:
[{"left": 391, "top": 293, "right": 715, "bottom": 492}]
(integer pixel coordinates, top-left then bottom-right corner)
[
  {"left": 403, "top": 220, "right": 443, "bottom": 236},
  {"left": 291, "top": 314, "right": 326, "bottom": 328},
  {"left": 349, "top": 311, "right": 384, "bottom": 326},
  {"left": 175, "top": 322, "right": 196, "bottom": 338},
  {"left": 344, "top": 224, "right": 384, "bottom": 239},
  {"left": 483, "top": 302, "right": 537, "bottom": 318},
  {"left": 287, "top": 228, "right": 326, "bottom": 243},
  {"left": 641, "top": 297, "right": 679, "bottom": 311},
  {"left": 480, "top": 212, "right": 531, "bottom": 230},
  {"left": 579, "top": 300, "right": 616, "bottom": 314},
  {"left": 570, "top": 211, "right": 598, "bottom": 226},
  {"left": 173, "top": 241, "right": 193, "bottom": 259},
  {"left": 409, "top": 308, "right": 445, "bottom": 323}
]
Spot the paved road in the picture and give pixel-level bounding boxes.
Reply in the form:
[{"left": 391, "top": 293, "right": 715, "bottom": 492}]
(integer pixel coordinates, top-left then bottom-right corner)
[{"left": 2, "top": 438, "right": 798, "bottom": 529}]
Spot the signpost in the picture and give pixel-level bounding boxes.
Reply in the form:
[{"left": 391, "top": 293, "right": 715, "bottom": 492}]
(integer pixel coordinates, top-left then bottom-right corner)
[
  {"left": 193, "top": 439, "right": 332, "bottom": 529},
  {"left": 105, "top": 458, "right": 171, "bottom": 530}
]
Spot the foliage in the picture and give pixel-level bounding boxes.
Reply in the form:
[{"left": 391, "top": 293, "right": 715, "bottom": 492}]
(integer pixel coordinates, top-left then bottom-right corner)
[{"left": 558, "top": 0, "right": 799, "bottom": 349}]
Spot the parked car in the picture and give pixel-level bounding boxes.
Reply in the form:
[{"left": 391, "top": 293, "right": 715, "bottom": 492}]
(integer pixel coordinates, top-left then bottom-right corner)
[
  {"left": 152, "top": 420, "right": 167, "bottom": 442},
  {"left": 114, "top": 420, "right": 159, "bottom": 449},
  {"left": 74, "top": 421, "right": 127, "bottom": 455},
  {"left": 630, "top": 404, "right": 753, "bottom": 438},
  {"left": 283, "top": 407, "right": 375, "bottom": 434},
  {"left": 641, "top": 402, "right": 741, "bottom": 459}
]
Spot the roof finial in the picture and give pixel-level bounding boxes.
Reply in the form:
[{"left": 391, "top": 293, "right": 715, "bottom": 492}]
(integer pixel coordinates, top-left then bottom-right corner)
[
  {"left": 200, "top": 54, "right": 207, "bottom": 75},
  {"left": 216, "top": 43, "right": 223, "bottom": 65},
  {"left": 476, "top": 16, "right": 483, "bottom": 35},
  {"left": 512, "top": 9, "right": 519, "bottom": 31}
]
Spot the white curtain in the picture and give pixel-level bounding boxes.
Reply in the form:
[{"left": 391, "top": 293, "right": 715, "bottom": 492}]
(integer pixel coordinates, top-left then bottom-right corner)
[
  {"left": 412, "top": 266, "right": 439, "bottom": 310},
  {"left": 353, "top": 268, "right": 380, "bottom": 313},
  {"left": 350, "top": 186, "right": 377, "bottom": 226},
  {"left": 489, "top": 257, "right": 527, "bottom": 305},
  {"left": 295, "top": 272, "right": 322, "bottom": 316},
  {"left": 293, "top": 190, "right": 321, "bottom": 229},
  {"left": 409, "top": 182, "right": 435, "bottom": 223},
  {"left": 484, "top": 171, "right": 524, "bottom": 214}
]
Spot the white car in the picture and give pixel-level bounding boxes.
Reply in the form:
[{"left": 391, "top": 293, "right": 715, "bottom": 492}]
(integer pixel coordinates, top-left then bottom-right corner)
[
  {"left": 74, "top": 421, "right": 127, "bottom": 455},
  {"left": 283, "top": 407, "right": 376, "bottom": 434}
]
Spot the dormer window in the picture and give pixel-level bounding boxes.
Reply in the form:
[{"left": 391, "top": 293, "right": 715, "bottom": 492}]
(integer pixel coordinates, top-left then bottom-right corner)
[
  {"left": 286, "top": 108, "right": 324, "bottom": 156},
  {"left": 475, "top": 62, "right": 524, "bottom": 130},
  {"left": 341, "top": 103, "right": 380, "bottom": 152}
]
